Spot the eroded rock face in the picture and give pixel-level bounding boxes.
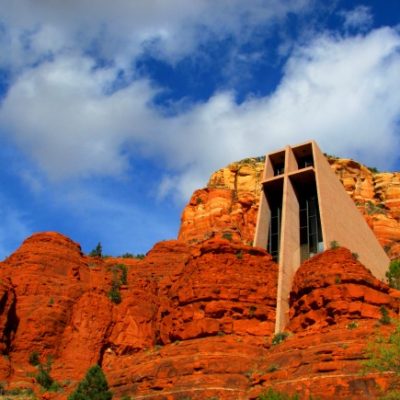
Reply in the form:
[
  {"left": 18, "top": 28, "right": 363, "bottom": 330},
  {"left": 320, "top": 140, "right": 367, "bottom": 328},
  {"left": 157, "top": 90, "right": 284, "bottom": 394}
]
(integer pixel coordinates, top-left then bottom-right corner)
[
  {"left": 288, "top": 248, "right": 400, "bottom": 332},
  {"left": 1, "top": 232, "right": 400, "bottom": 399},
  {"left": 178, "top": 157, "right": 400, "bottom": 258},
  {"left": 158, "top": 239, "right": 277, "bottom": 343},
  {"left": 246, "top": 249, "right": 400, "bottom": 400},
  {"left": 104, "top": 239, "right": 278, "bottom": 400},
  {"left": 179, "top": 159, "right": 263, "bottom": 245},
  {"left": 0, "top": 232, "right": 88, "bottom": 386}
]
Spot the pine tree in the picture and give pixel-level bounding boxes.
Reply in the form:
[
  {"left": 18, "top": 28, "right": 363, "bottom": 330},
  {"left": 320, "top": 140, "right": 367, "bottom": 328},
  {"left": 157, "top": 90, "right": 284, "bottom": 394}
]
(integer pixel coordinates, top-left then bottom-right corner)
[
  {"left": 68, "top": 365, "right": 112, "bottom": 400},
  {"left": 89, "top": 242, "right": 103, "bottom": 258}
]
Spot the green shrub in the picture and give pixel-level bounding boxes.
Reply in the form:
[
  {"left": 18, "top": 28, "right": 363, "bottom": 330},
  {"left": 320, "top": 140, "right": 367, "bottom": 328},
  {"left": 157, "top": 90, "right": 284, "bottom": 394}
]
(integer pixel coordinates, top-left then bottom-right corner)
[
  {"left": 351, "top": 252, "right": 359, "bottom": 260},
  {"left": 380, "top": 391, "right": 400, "bottom": 400},
  {"left": 272, "top": 332, "right": 289, "bottom": 345},
  {"left": 114, "top": 264, "right": 128, "bottom": 285},
  {"left": 249, "top": 305, "right": 257, "bottom": 317},
  {"left": 28, "top": 351, "right": 40, "bottom": 366},
  {"left": 257, "top": 388, "right": 299, "bottom": 400},
  {"left": 362, "top": 321, "right": 400, "bottom": 399},
  {"left": 386, "top": 260, "right": 400, "bottom": 290},
  {"left": 222, "top": 232, "right": 233, "bottom": 241},
  {"left": 121, "top": 253, "right": 134, "bottom": 258},
  {"left": 347, "top": 321, "right": 358, "bottom": 330},
  {"left": 108, "top": 282, "right": 121, "bottom": 304},
  {"left": 267, "top": 364, "right": 279, "bottom": 373},
  {"left": 236, "top": 250, "right": 243, "bottom": 260},
  {"left": 379, "top": 306, "right": 391, "bottom": 325},
  {"left": 368, "top": 166, "right": 379, "bottom": 174},
  {"left": 48, "top": 381, "right": 61, "bottom": 392},
  {"left": 365, "top": 201, "right": 386, "bottom": 215},
  {"left": 107, "top": 264, "right": 128, "bottom": 304},
  {"left": 6, "top": 387, "right": 35, "bottom": 396},
  {"left": 36, "top": 363, "right": 54, "bottom": 390},
  {"left": 68, "top": 365, "right": 112, "bottom": 400},
  {"left": 363, "top": 321, "right": 400, "bottom": 375},
  {"left": 120, "top": 252, "right": 145, "bottom": 259},
  {"left": 330, "top": 240, "right": 339, "bottom": 250}
]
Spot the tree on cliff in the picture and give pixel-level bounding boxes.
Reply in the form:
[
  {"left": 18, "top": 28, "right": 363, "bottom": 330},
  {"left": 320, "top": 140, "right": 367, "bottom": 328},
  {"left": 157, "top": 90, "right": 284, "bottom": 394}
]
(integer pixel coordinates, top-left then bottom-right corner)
[
  {"left": 68, "top": 365, "right": 112, "bottom": 400},
  {"left": 89, "top": 242, "right": 103, "bottom": 258}
]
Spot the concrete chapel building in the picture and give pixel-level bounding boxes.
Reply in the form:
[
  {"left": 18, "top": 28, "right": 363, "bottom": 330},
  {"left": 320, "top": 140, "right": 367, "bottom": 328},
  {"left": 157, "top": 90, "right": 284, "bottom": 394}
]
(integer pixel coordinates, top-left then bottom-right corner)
[{"left": 253, "top": 141, "right": 390, "bottom": 332}]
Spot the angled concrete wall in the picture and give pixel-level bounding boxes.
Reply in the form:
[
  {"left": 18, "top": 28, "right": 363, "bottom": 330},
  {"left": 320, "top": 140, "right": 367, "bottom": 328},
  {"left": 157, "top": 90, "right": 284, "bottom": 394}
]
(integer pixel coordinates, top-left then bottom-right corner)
[
  {"left": 276, "top": 173, "right": 300, "bottom": 332},
  {"left": 254, "top": 140, "right": 390, "bottom": 333},
  {"left": 312, "top": 141, "right": 389, "bottom": 281}
]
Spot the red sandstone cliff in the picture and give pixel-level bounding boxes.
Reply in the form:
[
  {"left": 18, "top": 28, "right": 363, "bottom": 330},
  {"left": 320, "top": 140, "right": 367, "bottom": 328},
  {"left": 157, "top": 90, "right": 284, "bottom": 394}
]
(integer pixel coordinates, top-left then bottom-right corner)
[
  {"left": 178, "top": 157, "right": 400, "bottom": 258},
  {"left": 0, "top": 232, "right": 400, "bottom": 399},
  {"left": 1, "top": 155, "right": 400, "bottom": 399}
]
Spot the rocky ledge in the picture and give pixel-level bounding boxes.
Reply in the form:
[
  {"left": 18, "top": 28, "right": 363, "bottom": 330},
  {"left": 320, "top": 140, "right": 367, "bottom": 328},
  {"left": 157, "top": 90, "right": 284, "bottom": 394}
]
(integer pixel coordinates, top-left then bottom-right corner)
[
  {"left": 179, "top": 157, "right": 400, "bottom": 258},
  {"left": 0, "top": 232, "right": 399, "bottom": 399}
]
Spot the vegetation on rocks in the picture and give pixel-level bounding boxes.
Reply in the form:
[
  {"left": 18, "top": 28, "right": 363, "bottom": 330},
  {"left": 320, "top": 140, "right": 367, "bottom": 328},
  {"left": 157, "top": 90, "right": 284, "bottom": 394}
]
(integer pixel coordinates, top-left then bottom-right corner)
[
  {"left": 257, "top": 388, "right": 299, "bottom": 400},
  {"left": 68, "top": 365, "right": 112, "bottom": 400},
  {"left": 27, "top": 352, "right": 59, "bottom": 391},
  {"left": 387, "top": 260, "right": 400, "bottom": 290},
  {"left": 272, "top": 332, "right": 289, "bottom": 345},
  {"left": 28, "top": 351, "right": 40, "bottom": 366},
  {"left": 364, "top": 321, "right": 400, "bottom": 374},
  {"left": 120, "top": 252, "right": 145, "bottom": 259},
  {"left": 364, "top": 320, "right": 400, "bottom": 398},
  {"left": 89, "top": 242, "right": 103, "bottom": 258},
  {"left": 107, "top": 263, "right": 128, "bottom": 304}
]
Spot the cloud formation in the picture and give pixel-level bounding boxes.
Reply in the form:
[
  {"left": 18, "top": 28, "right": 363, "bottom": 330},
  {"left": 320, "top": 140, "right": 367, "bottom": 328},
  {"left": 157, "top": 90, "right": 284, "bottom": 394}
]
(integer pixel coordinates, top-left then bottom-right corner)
[
  {"left": 0, "top": 0, "right": 311, "bottom": 72},
  {"left": 340, "top": 5, "right": 373, "bottom": 31},
  {"left": 0, "top": 2, "right": 399, "bottom": 204},
  {"left": 0, "top": 55, "right": 159, "bottom": 180},
  {"left": 159, "top": 27, "right": 400, "bottom": 198}
]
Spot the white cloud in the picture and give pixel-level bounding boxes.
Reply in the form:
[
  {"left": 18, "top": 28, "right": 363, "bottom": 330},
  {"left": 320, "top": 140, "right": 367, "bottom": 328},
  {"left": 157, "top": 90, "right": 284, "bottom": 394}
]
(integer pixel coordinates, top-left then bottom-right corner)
[
  {"left": 340, "top": 5, "right": 373, "bottom": 31},
  {"left": 0, "top": 55, "right": 159, "bottom": 180},
  {"left": 0, "top": 0, "right": 313, "bottom": 182},
  {"left": 153, "top": 27, "right": 400, "bottom": 199},
  {"left": 0, "top": 0, "right": 312, "bottom": 72},
  {"left": 1, "top": 27, "right": 400, "bottom": 200},
  {"left": 0, "top": 3, "right": 399, "bottom": 204}
]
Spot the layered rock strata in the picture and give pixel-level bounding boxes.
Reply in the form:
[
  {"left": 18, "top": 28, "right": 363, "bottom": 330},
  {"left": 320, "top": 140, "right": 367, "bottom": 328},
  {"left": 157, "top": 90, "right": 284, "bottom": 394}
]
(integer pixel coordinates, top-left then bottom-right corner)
[
  {"left": 179, "top": 157, "right": 400, "bottom": 258},
  {"left": 0, "top": 232, "right": 399, "bottom": 399}
]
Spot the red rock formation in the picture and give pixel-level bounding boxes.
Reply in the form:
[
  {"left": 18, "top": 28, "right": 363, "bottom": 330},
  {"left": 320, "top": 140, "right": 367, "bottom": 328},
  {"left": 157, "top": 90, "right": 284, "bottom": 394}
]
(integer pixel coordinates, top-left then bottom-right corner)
[
  {"left": 0, "top": 232, "right": 400, "bottom": 399},
  {"left": 104, "top": 239, "right": 278, "bottom": 400},
  {"left": 178, "top": 157, "right": 400, "bottom": 259},
  {"left": 179, "top": 159, "right": 262, "bottom": 245},
  {"left": 288, "top": 247, "right": 400, "bottom": 332},
  {"left": 0, "top": 232, "right": 88, "bottom": 387},
  {"left": 248, "top": 248, "right": 400, "bottom": 400},
  {"left": 158, "top": 239, "right": 277, "bottom": 343}
]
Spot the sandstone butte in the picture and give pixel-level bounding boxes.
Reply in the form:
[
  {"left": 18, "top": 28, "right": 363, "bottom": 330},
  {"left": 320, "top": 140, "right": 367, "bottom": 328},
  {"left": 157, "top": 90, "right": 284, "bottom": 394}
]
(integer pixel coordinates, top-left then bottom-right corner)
[
  {"left": 179, "top": 156, "right": 400, "bottom": 259},
  {"left": 0, "top": 157, "right": 399, "bottom": 399}
]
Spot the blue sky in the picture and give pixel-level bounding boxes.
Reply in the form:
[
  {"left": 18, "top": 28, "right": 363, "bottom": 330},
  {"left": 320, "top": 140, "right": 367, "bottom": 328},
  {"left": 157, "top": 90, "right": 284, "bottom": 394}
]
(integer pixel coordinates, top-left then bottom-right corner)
[{"left": 0, "top": 0, "right": 400, "bottom": 258}]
